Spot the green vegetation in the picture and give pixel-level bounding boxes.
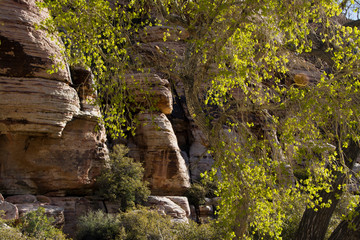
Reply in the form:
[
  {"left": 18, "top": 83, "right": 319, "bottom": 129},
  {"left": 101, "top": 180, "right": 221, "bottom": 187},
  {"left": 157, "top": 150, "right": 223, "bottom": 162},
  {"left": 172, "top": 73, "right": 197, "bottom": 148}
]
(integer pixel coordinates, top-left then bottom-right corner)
[
  {"left": 0, "top": 208, "right": 68, "bottom": 240},
  {"left": 0, "top": 224, "right": 24, "bottom": 240},
  {"left": 97, "top": 144, "right": 150, "bottom": 211},
  {"left": 76, "top": 208, "right": 225, "bottom": 240},
  {"left": 76, "top": 210, "right": 124, "bottom": 240},
  {"left": 19, "top": 208, "right": 67, "bottom": 240},
  {"left": 185, "top": 183, "right": 207, "bottom": 207},
  {"left": 185, "top": 179, "right": 217, "bottom": 207},
  {"left": 38, "top": 0, "right": 360, "bottom": 239}
]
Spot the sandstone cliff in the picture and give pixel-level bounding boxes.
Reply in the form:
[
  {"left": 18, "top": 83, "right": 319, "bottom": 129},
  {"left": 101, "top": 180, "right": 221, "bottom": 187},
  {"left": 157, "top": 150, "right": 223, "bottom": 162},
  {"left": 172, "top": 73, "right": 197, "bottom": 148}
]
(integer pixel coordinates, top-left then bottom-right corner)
[
  {"left": 0, "top": 0, "right": 107, "bottom": 196},
  {"left": 0, "top": 1, "right": 215, "bottom": 236}
]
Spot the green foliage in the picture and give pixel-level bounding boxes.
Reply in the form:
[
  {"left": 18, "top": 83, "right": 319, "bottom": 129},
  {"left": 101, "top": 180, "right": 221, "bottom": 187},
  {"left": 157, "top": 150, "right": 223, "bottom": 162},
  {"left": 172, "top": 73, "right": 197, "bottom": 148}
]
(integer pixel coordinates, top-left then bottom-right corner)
[
  {"left": 76, "top": 210, "right": 125, "bottom": 240},
  {"left": 0, "top": 226, "right": 24, "bottom": 240},
  {"left": 0, "top": 212, "right": 24, "bottom": 240},
  {"left": 76, "top": 208, "right": 226, "bottom": 240},
  {"left": 37, "top": 0, "right": 157, "bottom": 138},
  {"left": 118, "top": 208, "right": 175, "bottom": 240},
  {"left": 77, "top": 208, "right": 172, "bottom": 240},
  {"left": 19, "top": 207, "right": 68, "bottom": 240},
  {"left": 97, "top": 144, "right": 150, "bottom": 211},
  {"left": 185, "top": 183, "right": 207, "bottom": 207},
  {"left": 39, "top": 0, "right": 360, "bottom": 238},
  {"left": 174, "top": 220, "right": 227, "bottom": 240},
  {"left": 185, "top": 179, "right": 217, "bottom": 207}
]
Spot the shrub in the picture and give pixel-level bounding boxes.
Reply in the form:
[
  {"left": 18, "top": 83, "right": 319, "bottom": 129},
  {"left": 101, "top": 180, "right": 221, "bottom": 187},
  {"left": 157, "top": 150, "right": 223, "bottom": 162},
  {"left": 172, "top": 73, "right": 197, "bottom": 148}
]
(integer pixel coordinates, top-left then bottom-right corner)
[
  {"left": 76, "top": 208, "right": 228, "bottom": 240},
  {"left": 76, "top": 208, "right": 174, "bottom": 240},
  {"left": 0, "top": 214, "right": 24, "bottom": 240},
  {"left": 119, "top": 208, "right": 175, "bottom": 240},
  {"left": 76, "top": 210, "right": 125, "bottom": 240},
  {"left": 185, "top": 183, "right": 207, "bottom": 207},
  {"left": 174, "top": 220, "right": 227, "bottom": 240},
  {"left": 19, "top": 207, "right": 68, "bottom": 240},
  {"left": 97, "top": 144, "right": 150, "bottom": 211}
]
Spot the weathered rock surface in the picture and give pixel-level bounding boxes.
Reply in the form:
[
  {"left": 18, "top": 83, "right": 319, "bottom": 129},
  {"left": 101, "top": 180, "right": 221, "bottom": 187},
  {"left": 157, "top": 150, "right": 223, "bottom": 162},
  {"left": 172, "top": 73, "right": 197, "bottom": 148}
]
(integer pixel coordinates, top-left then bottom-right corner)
[
  {"left": 0, "top": 0, "right": 80, "bottom": 137},
  {"left": 0, "top": 200, "right": 19, "bottom": 220},
  {"left": 189, "top": 141, "right": 214, "bottom": 181},
  {"left": 6, "top": 194, "right": 37, "bottom": 204},
  {"left": 125, "top": 73, "right": 173, "bottom": 114},
  {"left": 147, "top": 196, "right": 188, "bottom": 223},
  {"left": 132, "top": 112, "right": 190, "bottom": 195},
  {"left": 0, "top": 118, "right": 107, "bottom": 195},
  {"left": 16, "top": 203, "right": 65, "bottom": 226},
  {"left": 0, "top": 0, "right": 108, "bottom": 196},
  {"left": 166, "top": 196, "right": 191, "bottom": 217}
]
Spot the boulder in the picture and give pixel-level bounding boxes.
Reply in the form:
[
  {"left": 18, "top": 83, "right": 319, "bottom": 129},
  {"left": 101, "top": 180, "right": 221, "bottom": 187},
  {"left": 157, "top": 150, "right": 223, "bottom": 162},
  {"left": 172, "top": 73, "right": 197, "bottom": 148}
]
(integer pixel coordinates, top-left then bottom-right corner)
[
  {"left": 147, "top": 196, "right": 188, "bottom": 223},
  {"left": 166, "top": 196, "right": 190, "bottom": 217},
  {"left": 125, "top": 73, "right": 173, "bottom": 114},
  {"left": 133, "top": 112, "right": 190, "bottom": 195},
  {"left": 5, "top": 194, "right": 37, "bottom": 204},
  {"left": 0, "top": 200, "right": 19, "bottom": 220},
  {"left": 36, "top": 195, "right": 52, "bottom": 204},
  {"left": 16, "top": 203, "right": 64, "bottom": 226},
  {"left": 0, "top": 117, "right": 107, "bottom": 195}
]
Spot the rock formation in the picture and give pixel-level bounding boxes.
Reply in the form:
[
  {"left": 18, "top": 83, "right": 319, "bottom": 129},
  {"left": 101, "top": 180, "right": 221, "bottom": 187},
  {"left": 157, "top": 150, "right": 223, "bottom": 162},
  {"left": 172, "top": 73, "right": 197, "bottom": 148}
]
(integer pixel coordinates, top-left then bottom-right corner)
[
  {"left": 0, "top": 0, "right": 214, "bottom": 236},
  {"left": 0, "top": 0, "right": 108, "bottom": 196},
  {"left": 132, "top": 112, "right": 190, "bottom": 195}
]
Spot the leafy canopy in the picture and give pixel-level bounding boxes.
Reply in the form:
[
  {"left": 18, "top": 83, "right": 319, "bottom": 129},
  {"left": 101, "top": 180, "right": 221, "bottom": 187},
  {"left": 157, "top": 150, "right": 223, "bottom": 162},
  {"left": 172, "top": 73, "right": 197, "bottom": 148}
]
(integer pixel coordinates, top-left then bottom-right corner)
[{"left": 39, "top": 0, "right": 360, "bottom": 239}]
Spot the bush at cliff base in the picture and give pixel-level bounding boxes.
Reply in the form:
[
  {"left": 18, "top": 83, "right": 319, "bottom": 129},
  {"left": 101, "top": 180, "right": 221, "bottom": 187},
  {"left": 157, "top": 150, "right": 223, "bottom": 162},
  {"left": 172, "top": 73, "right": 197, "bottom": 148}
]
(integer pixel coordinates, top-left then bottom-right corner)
[
  {"left": 0, "top": 208, "right": 68, "bottom": 240},
  {"left": 97, "top": 144, "right": 150, "bottom": 211},
  {"left": 76, "top": 208, "right": 226, "bottom": 240}
]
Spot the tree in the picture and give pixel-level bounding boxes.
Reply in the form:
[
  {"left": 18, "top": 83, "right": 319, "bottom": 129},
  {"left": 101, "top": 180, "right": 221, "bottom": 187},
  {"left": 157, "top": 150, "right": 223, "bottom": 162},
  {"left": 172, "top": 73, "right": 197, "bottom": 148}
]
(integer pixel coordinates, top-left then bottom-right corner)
[
  {"left": 39, "top": 0, "right": 360, "bottom": 239},
  {"left": 97, "top": 144, "right": 150, "bottom": 211}
]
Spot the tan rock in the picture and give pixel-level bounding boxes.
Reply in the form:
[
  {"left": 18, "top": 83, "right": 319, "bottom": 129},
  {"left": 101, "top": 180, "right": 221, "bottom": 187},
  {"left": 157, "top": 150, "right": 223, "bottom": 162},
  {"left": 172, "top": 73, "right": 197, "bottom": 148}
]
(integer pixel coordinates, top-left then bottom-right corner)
[
  {"left": 0, "top": 0, "right": 80, "bottom": 137},
  {"left": 36, "top": 195, "right": 51, "bottom": 204},
  {"left": 5, "top": 194, "right": 37, "bottom": 204},
  {"left": 134, "top": 112, "right": 190, "bottom": 195},
  {"left": 125, "top": 73, "right": 173, "bottom": 114},
  {"left": 0, "top": 200, "right": 19, "bottom": 220},
  {"left": 0, "top": 77, "right": 80, "bottom": 137},
  {"left": 166, "top": 196, "right": 190, "bottom": 217},
  {"left": 147, "top": 196, "right": 188, "bottom": 223},
  {"left": 0, "top": 0, "right": 70, "bottom": 81},
  {"left": 0, "top": 118, "right": 108, "bottom": 195}
]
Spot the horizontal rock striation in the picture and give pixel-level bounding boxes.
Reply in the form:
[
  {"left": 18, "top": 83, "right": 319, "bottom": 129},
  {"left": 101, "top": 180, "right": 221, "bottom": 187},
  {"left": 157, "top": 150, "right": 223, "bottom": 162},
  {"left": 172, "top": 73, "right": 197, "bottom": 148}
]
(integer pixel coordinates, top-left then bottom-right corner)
[
  {"left": 0, "top": 0, "right": 79, "bottom": 137},
  {"left": 0, "top": 0, "right": 108, "bottom": 196}
]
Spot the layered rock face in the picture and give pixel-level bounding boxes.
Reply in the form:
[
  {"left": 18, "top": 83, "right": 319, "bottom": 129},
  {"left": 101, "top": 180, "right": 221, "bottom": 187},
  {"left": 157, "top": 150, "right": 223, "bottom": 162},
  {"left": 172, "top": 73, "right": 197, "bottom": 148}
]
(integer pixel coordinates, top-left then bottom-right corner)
[
  {"left": 0, "top": 0, "right": 78, "bottom": 137},
  {"left": 0, "top": 0, "right": 211, "bottom": 233},
  {"left": 132, "top": 112, "right": 190, "bottom": 195},
  {"left": 0, "top": 0, "right": 107, "bottom": 196}
]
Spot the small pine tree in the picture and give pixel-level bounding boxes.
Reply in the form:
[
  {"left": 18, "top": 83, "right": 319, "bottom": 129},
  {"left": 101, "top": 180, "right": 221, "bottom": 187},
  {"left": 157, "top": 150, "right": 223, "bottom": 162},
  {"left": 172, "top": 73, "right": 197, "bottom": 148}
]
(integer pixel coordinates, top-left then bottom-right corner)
[{"left": 97, "top": 144, "right": 150, "bottom": 211}]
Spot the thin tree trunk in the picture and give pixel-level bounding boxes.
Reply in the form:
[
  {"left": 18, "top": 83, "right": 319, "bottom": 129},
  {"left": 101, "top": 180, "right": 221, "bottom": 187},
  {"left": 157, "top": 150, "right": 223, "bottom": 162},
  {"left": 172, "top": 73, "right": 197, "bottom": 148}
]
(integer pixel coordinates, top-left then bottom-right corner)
[
  {"left": 328, "top": 205, "right": 360, "bottom": 240},
  {"left": 295, "top": 141, "right": 360, "bottom": 240}
]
